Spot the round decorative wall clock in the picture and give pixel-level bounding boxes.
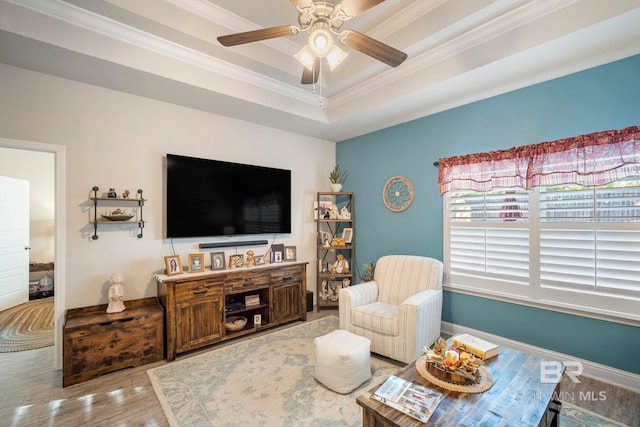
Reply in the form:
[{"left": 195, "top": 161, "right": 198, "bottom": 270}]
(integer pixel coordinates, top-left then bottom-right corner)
[{"left": 382, "top": 176, "right": 414, "bottom": 212}]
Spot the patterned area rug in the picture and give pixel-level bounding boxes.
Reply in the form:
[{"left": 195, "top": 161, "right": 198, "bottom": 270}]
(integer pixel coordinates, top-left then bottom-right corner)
[
  {"left": 148, "top": 316, "right": 401, "bottom": 426},
  {"left": 0, "top": 298, "right": 54, "bottom": 352},
  {"left": 148, "top": 316, "right": 626, "bottom": 427}
]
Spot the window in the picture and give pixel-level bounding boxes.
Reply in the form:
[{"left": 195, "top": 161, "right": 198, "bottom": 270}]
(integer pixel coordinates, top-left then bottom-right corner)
[{"left": 445, "top": 181, "right": 640, "bottom": 320}]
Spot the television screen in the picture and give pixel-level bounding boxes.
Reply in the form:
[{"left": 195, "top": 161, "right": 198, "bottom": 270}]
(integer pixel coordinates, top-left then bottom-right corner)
[{"left": 166, "top": 154, "right": 291, "bottom": 238}]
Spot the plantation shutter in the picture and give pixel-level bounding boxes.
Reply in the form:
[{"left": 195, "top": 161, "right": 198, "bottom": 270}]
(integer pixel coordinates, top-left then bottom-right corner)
[
  {"left": 539, "top": 184, "right": 640, "bottom": 295},
  {"left": 449, "top": 189, "right": 529, "bottom": 283}
]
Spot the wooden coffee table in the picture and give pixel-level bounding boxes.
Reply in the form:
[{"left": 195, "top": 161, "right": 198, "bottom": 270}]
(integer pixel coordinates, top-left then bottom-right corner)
[{"left": 357, "top": 345, "right": 561, "bottom": 426}]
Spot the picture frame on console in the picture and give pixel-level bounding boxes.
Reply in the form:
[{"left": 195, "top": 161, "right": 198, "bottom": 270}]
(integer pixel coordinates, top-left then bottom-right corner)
[
  {"left": 210, "top": 252, "right": 226, "bottom": 271},
  {"left": 164, "top": 255, "right": 183, "bottom": 275},
  {"left": 284, "top": 246, "right": 297, "bottom": 262},
  {"left": 270, "top": 244, "right": 284, "bottom": 263},
  {"left": 188, "top": 253, "right": 205, "bottom": 273},
  {"left": 254, "top": 255, "right": 265, "bottom": 265}
]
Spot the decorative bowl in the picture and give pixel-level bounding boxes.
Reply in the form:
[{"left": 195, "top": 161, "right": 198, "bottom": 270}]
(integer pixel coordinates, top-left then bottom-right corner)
[
  {"left": 101, "top": 214, "right": 134, "bottom": 221},
  {"left": 425, "top": 360, "right": 478, "bottom": 385},
  {"left": 225, "top": 316, "right": 247, "bottom": 332}
]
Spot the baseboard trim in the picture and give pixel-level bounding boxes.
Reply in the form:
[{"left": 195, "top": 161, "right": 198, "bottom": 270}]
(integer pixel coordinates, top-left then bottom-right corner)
[{"left": 441, "top": 321, "right": 640, "bottom": 394}]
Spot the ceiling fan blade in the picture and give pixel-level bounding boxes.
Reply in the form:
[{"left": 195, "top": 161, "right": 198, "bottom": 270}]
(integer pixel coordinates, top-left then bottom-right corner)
[
  {"left": 290, "top": 0, "right": 314, "bottom": 8},
  {"left": 339, "top": 0, "right": 386, "bottom": 17},
  {"left": 341, "top": 30, "right": 407, "bottom": 67},
  {"left": 301, "top": 57, "right": 320, "bottom": 84},
  {"left": 218, "top": 26, "right": 297, "bottom": 47}
]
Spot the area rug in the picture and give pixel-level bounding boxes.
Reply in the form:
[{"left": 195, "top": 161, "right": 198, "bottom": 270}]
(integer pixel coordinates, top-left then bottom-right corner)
[
  {"left": 148, "top": 316, "right": 627, "bottom": 427},
  {"left": 148, "top": 316, "right": 401, "bottom": 426},
  {"left": 0, "top": 298, "right": 54, "bottom": 352}
]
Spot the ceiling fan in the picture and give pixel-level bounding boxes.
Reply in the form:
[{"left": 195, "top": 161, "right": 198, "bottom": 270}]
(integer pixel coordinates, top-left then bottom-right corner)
[{"left": 217, "top": 0, "right": 408, "bottom": 85}]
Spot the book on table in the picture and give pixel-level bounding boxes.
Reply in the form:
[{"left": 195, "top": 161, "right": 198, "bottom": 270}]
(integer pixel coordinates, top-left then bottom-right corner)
[
  {"left": 371, "top": 375, "right": 443, "bottom": 423},
  {"left": 452, "top": 333, "right": 499, "bottom": 359}
]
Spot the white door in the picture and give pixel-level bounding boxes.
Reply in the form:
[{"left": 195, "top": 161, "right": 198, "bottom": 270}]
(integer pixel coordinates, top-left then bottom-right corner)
[{"left": 0, "top": 176, "right": 29, "bottom": 312}]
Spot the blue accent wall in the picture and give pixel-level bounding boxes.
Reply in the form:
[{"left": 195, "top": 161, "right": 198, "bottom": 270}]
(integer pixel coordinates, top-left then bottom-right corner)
[{"left": 337, "top": 54, "right": 640, "bottom": 375}]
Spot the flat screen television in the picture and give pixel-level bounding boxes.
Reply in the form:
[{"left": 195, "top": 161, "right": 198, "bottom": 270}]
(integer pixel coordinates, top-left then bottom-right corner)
[{"left": 166, "top": 154, "right": 291, "bottom": 238}]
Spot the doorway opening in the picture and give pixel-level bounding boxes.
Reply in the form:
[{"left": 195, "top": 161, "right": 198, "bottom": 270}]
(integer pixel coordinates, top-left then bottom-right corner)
[{"left": 0, "top": 138, "right": 65, "bottom": 370}]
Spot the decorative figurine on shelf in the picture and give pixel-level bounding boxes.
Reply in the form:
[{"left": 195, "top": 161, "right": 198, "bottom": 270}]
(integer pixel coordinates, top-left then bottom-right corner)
[
  {"left": 339, "top": 206, "right": 351, "bottom": 219},
  {"left": 246, "top": 250, "right": 255, "bottom": 268},
  {"left": 107, "top": 188, "right": 117, "bottom": 198},
  {"left": 122, "top": 189, "right": 130, "bottom": 199},
  {"left": 106, "top": 272, "right": 126, "bottom": 313},
  {"left": 334, "top": 254, "right": 349, "bottom": 274},
  {"left": 329, "top": 205, "right": 339, "bottom": 220}
]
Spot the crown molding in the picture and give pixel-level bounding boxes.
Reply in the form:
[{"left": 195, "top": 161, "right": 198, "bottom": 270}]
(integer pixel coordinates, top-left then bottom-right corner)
[
  {"left": 165, "top": 0, "right": 302, "bottom": 56},
  {"left": 6, "top": 0, "right": 322, "bottom": 106}
]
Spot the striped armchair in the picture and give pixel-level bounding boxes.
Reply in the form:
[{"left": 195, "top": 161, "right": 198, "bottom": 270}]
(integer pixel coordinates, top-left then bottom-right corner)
[{"left": 339, "top": 255, "right": 443, "bottom": 364}]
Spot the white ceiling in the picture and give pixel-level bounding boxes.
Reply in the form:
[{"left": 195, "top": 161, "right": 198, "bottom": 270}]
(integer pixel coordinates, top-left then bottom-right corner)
[{"left": 1, "top": 0, "right": 639, "bottom": 141}]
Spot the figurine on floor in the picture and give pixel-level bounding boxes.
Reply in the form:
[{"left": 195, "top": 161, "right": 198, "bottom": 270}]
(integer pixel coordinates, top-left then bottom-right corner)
[{"left": 106, "top": 272, "right": 126, "bottom": 313}]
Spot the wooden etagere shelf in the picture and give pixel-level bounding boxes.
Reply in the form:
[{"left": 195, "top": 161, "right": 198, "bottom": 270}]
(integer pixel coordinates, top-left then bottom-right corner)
[
  {"left": 90, "top": 186, "right": 145, "bottom": 239},
  {"left": 315, "top": 192, "right": 355, "bottom": 311}
]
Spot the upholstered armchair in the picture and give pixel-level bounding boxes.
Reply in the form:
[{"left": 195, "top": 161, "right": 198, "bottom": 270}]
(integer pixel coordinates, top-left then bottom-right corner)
[{"left": 339, "top": 255, "right": 443, "bottom": 364}]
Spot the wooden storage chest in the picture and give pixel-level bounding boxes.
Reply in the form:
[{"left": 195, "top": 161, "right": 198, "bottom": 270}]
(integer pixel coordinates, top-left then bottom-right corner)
[{"left": 63, "top": 297, "right": 164, "bottom": 387}]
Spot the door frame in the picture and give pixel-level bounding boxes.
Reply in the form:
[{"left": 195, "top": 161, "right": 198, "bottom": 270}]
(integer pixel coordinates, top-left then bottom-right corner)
[{"left": 0, "top": 138, "right": 65, "bottom": 370}]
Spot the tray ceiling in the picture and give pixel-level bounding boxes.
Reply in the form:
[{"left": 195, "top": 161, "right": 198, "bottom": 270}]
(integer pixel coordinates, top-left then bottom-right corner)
[{"left": 1, "top": 0, "right": 639, "bottom": 141}]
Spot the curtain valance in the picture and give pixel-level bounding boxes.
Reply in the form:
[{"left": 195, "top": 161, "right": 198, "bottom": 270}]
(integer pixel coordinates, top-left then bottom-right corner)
[{"left": 438, "top": 125, "right": 640, "bottom": 194}]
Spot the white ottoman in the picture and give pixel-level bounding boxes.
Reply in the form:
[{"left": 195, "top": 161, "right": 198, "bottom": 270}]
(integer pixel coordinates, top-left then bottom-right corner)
[{"left": 314, "top": 329, "right": 372, "bottom": 394}]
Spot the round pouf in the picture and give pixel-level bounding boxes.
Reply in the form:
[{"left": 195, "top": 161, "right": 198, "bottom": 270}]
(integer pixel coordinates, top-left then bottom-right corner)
[{"left": 314, "top": 329, "right": 372, "bottom": 394}]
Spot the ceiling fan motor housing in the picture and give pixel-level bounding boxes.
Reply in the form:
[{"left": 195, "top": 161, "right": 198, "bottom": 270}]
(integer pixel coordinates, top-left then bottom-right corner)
[{"left": 297, "top": 2, "right": 345, "bottom": 33}]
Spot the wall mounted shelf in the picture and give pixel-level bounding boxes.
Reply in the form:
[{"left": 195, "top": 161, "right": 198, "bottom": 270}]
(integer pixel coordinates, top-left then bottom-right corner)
[{"left": 90, "top": 186, "right": 145, "bottom": 239}]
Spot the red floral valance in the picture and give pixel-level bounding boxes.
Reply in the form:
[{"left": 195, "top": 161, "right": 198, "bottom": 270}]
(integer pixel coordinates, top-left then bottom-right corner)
[{"left": 438, "top": 125, "right": 640, "bottom": 194}]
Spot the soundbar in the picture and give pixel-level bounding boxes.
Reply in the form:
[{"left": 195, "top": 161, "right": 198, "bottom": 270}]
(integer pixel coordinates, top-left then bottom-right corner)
[{"left": 199, "top": 240, "right": 269, "bottom": 249}]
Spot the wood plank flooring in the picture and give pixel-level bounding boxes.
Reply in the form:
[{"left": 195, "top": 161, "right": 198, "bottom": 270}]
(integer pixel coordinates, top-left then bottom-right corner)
[{"left": 0, "top": 308, "right": 637, "bottom": 426}]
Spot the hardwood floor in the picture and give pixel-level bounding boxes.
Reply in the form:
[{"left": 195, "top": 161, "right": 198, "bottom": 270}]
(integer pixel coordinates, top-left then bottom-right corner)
[{"left": 1, "top": 308, "right": 638, "bottom": 426}]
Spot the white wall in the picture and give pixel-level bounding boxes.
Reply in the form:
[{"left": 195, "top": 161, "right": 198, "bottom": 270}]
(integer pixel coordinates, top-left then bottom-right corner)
[
  {"left": 0, "top": 63, "right": 335, "bottom": 309},
  {"left": 0, "top": 147, "right": 55, "bottom": 264}
]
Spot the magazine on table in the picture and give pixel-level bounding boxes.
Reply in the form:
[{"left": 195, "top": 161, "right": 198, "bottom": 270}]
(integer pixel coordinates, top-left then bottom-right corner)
[{"left": 371, "top": 375, "right": 443, "bottom": 423}]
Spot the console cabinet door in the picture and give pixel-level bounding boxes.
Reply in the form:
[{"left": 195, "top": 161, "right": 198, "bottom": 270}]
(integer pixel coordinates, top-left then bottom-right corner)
[
  {"left": 176, "top": 295, "right": 223, "bottom": 353},
  {"left": 272, "top": 281, "right": 303, "bottom": 323}
]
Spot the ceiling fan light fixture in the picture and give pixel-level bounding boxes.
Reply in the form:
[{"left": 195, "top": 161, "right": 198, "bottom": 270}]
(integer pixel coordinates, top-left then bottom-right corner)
[
  {"left": 308, "top": 28, "right": 334, "bottom": 57},
  {"left": 295, "top": 46, "right": 316, "bottom": 70},
  {"left": 326, "top": 45, "right": 348, "bottom": 70}
]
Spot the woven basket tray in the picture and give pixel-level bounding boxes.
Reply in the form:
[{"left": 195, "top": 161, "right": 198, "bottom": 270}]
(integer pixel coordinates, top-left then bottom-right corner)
[{"left": 416, "top": 355, "right": 493, "bottom": 393}]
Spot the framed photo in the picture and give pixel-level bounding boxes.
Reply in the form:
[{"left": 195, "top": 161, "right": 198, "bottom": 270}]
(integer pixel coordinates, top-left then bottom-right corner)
[
  {"left": 188, "top": 253, "right": 205, "bottom": 273},
  {"left": 284, "top": 246, "right": 297, "bottom": 262},
  {"left": 319, "top": 231, "right": 331, "bottom": 247},
  {"left": 342, "top": 227, "right": 353, "bottom": 244},
  {"left": 210, "top": 251, "right": 226, "bottom": 271},
  {"left": 254, "top": 255, "right": 266, "bottom": 265},
  {"left": 254, "top": 314, "right": 262, "bottom": 327},
  {"left": 164, "top": 255, "right": 183, "bottom": 275},
  {"left": 270, "top": 244, "right": 284, "bottom": 263},
  {"left": 229, "top": 254, "right": 244, "bottom": 269}
]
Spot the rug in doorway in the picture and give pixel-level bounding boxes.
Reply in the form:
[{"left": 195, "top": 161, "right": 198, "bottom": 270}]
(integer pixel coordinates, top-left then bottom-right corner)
[{"left": 0, "top": 297, "right": 54, "bottom": 352}]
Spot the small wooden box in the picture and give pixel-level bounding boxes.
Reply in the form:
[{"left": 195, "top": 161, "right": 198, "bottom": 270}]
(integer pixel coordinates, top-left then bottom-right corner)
[{"left": 63, "top": 297, "right": 164, "bottom": 387}]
